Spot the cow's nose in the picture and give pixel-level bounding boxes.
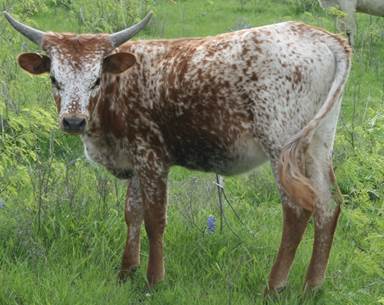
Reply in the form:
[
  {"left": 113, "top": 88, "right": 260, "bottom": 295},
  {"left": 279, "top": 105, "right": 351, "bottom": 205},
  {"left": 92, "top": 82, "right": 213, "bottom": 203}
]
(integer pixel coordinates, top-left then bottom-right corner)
[{"left": 62, "top": 117, "right": 86, "bottom": 133}]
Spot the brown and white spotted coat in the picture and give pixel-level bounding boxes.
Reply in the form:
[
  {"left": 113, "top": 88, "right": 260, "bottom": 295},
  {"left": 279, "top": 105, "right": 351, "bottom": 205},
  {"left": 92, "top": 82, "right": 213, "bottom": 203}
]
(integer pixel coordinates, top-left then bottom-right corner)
[{"left": 7, "top": 16, "right": 352, "bottom": 292}]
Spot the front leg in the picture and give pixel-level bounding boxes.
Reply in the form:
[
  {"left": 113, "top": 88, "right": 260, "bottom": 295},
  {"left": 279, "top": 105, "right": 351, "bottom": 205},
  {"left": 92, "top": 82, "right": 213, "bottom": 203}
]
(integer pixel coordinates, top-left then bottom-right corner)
[
  {"left": 143, "top": 182, "right": 167, "bottom": 286},
  {"left": 136, "top": 151, "right": 169, "bottom": 287},
  {"left": 119, "top": 176, "right": 144, "bottom": 282}
]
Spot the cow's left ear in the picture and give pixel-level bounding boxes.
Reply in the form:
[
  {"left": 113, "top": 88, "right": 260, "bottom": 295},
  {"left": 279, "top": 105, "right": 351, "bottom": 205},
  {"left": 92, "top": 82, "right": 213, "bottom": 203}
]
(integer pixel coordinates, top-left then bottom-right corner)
[
  {"left": 18, "top": 53, "right": 51, "bottom": 75},
  {"left": 103, "top": 52, "right": 136, "bottom": 74}
]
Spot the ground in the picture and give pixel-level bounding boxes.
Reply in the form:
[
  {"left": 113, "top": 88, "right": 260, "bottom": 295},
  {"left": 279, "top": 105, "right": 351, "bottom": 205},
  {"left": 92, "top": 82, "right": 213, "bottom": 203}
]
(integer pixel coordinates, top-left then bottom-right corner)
[{"left": 0, "top": 0, "right": 383, "bottom": 304}]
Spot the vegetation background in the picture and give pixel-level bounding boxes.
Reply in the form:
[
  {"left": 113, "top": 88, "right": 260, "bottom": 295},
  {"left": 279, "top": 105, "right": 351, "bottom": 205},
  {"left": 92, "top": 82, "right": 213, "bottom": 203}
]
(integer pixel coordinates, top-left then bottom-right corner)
[{"left": 0, "top": 0, "right": 383, "bottom": 304}]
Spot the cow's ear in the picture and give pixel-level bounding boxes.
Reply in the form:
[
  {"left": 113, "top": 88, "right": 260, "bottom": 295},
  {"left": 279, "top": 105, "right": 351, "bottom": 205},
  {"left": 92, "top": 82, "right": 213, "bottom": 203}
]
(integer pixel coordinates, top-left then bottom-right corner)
[
  {"left": 103, "top": 52, "right": 136, "bottom": 74},
  {"left": 18, "top": 53, "right": 51, "bottom": 75}
]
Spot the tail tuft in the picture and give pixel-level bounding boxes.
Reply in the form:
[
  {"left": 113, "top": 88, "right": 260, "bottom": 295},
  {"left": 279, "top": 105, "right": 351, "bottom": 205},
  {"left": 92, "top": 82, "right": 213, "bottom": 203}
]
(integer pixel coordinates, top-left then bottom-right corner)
[{"left": 278, "top": 139, "right": 317, "bottom": 213}]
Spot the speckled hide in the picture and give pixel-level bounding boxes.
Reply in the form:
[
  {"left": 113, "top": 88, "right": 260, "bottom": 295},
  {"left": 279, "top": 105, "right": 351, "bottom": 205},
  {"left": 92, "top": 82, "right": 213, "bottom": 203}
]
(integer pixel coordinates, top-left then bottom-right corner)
[{"left": 10, "top": 19, "right": 352, "bottom": 292}]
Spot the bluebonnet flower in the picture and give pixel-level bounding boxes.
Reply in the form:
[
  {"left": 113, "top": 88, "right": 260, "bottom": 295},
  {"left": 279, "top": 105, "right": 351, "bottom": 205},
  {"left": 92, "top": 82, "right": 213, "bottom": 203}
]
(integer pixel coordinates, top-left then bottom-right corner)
[
  {"left": 207, "top": 215, "right": 216, "bottom": 234},
  {"left": 0, "top": 199, "right": 5, "bottom": 209}
]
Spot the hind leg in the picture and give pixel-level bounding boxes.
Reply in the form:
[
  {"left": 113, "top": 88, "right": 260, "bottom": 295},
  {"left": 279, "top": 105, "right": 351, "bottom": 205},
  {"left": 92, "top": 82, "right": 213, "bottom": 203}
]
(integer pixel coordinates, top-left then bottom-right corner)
[
  {"left": 298, "top": 122, "right": 343, "bottom": 289},
  {"left": 305, "top": 163, "right": 342, "bottom": 289},
  {"left": 267, "top": 162, "right": 311, "bottom": 292},
  {"left": 268, "top": 196, "right": 311, "bottom": 292}
]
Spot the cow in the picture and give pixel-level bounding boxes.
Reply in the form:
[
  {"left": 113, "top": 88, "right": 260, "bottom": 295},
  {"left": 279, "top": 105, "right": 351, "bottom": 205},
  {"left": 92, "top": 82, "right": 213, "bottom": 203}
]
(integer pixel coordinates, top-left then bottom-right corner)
[
  {"left": 4, "top": 11, "right": 352, "bottom": 293},
  {"left": 318, "top": 0, "right": 384, "bottom": 47}
]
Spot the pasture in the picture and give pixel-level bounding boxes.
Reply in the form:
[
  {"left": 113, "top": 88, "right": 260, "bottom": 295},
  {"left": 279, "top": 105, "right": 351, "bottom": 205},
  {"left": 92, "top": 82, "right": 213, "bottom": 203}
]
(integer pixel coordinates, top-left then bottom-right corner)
[{"left": 0, "top": 0, "right": 383, "bottom": 304}]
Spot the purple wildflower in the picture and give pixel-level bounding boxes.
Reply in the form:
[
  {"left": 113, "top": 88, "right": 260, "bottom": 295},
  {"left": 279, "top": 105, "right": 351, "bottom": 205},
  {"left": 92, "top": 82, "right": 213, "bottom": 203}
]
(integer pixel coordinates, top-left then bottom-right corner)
[{"left": 207, "top": 215, "right": 216, "bottom": 234}]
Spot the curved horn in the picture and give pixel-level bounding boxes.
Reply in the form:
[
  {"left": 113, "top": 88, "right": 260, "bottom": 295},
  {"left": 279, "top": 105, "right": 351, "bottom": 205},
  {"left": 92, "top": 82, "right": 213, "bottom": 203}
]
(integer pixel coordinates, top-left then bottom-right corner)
[
  {"left": 109, "top": 12, "right": 153, "bottom": 48},
  {"left": 3, "top": 11, "right": 45, "bottom": 46}
]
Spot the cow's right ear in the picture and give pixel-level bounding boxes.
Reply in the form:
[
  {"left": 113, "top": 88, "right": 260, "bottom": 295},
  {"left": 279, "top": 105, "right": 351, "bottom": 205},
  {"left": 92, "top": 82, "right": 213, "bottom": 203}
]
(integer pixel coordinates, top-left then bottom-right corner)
[{"left": 17, "top": 53, "right": 51, "bottom": 75}]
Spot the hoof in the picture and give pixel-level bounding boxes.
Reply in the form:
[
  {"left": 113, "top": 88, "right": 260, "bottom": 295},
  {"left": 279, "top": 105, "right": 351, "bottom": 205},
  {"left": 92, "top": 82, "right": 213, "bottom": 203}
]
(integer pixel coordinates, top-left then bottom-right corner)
[
  {"left": 118, "top": 266, "right": 139, "bottom": 284},
  {"left": 303, "top": 281, "right": 325, "bottom": 299},
  {"left": 303, "top": 279, "right": 324, "bottom": 292},
  {"left": 264, "top": 285, "right": 287, "bottom": 297},
  {"left": 146, "top": 275, "right": 165, "bottom": 289}
]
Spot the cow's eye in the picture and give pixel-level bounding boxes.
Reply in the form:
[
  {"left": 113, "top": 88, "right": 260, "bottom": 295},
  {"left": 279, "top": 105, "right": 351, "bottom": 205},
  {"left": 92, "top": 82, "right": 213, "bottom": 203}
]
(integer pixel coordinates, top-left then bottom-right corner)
[
  {"left": 50, "top": 76, "right": 61, "bottom": 89},
  {"left": 91, "top": 77, "right": 101, "bottom": 89}
]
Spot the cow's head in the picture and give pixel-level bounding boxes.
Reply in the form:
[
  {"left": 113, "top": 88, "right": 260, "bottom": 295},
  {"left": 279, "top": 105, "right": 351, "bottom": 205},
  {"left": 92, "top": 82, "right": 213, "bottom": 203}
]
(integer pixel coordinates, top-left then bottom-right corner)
[{"left": 4, "top": 11, "right": 152, "bottom": 135}]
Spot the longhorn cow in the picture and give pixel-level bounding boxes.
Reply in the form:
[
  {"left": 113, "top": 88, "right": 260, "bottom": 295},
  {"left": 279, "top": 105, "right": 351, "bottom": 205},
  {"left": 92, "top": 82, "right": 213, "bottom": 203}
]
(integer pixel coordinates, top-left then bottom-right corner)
[{"left": 4, "top": 12, "right": 352, "bottom": 292}]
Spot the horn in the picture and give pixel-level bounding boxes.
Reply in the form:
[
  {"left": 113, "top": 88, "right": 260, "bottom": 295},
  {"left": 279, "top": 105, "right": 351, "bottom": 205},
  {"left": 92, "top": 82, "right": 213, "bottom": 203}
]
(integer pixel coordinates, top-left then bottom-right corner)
[
  {"left": 3, "top": 11, "right": 45, "bottom": 46},
  {"left": 109, "top": 11, "right": 153, "bottom": 48}
]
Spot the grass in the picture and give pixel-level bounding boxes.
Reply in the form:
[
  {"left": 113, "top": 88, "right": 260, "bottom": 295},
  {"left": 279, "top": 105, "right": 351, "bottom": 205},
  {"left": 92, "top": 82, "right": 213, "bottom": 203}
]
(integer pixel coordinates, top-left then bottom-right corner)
[{"left": 0, "top": 0, "right": 383, "bottom": 304}]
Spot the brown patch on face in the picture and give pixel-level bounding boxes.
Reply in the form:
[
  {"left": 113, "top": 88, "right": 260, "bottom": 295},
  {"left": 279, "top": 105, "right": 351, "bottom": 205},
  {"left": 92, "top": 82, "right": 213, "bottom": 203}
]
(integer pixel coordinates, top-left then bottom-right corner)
[
  {"left": 54, "top": 94, "right": 61, "bottom": 112},
  {"left": 104, "top": 81, "right": 117, "bottom": 95},
  {"left": 87, "top": 95, "right": 99, "bottom": 118},
  {"left": 42, "top": 33, "right": 113, "bottom": 62}
]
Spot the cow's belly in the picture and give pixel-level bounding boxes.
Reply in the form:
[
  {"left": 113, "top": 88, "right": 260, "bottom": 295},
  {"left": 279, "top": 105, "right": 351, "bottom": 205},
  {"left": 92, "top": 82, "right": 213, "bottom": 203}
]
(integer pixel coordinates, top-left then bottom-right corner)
[
  {"left": 82, "top": 135, "right": 134, "bottom": 179},
  {"left": 173, "top": 135, "right": 268, "bottom": 176},
  {"left": 219, "top": 136, "right": 268, "bottom": 175},
  {"left": 82, "top": 133, "right": 268, "bottom": 178}
]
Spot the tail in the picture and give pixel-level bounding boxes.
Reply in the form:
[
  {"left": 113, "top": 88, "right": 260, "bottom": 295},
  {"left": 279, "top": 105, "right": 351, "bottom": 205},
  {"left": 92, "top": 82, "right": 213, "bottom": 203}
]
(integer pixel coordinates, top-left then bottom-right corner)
[{"left": 278, "top": 32, "right": 352, "bottom": 213}]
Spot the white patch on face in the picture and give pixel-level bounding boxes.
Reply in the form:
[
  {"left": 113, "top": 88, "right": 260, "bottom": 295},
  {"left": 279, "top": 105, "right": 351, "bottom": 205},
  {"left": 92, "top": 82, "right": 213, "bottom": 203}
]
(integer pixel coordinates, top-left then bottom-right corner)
[{"left": 49, "top": 47, "right": 104, "bottom": 119}]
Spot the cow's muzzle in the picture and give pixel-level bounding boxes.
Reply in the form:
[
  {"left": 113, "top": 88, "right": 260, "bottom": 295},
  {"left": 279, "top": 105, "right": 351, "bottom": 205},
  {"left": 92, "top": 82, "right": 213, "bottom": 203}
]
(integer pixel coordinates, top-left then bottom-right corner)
[{"left": 61, "top": 115, "right": 87, "bottom": 135}]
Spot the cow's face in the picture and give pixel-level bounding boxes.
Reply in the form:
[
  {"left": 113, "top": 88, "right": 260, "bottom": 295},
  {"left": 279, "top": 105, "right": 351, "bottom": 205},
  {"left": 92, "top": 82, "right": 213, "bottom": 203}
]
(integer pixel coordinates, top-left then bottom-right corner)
[
  {"left": 4, "top": 11, "right": 152, "bottom": 135},
  {"left": 17, "top": 36, "right": 136, "bottom": 135}
]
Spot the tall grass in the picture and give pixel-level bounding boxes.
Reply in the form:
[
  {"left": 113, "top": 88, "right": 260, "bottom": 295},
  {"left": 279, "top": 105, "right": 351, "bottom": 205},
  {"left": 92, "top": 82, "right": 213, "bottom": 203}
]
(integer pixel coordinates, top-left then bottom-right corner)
[{"left": 0, "top": 0, "right": 383, "bottom": 304}]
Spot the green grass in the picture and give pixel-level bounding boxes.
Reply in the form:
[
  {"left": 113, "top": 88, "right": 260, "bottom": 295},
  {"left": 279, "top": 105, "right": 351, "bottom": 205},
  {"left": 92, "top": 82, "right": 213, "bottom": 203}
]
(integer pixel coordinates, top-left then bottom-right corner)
[{"left": 0, "top": 0, "right": 383, "bottom": 304}]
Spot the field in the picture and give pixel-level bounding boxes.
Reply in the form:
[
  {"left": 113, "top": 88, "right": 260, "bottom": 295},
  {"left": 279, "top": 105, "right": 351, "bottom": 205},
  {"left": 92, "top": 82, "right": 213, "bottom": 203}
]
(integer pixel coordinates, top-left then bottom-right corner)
[{"left": 0, "top": 0, "right": 383, "bottom": 304}]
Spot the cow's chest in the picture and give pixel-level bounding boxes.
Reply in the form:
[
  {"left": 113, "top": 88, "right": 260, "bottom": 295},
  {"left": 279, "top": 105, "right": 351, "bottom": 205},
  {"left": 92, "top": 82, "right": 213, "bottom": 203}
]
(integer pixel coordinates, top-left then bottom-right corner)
[{"left": 82, "top": 134, "right": 134, "bottom": 179}]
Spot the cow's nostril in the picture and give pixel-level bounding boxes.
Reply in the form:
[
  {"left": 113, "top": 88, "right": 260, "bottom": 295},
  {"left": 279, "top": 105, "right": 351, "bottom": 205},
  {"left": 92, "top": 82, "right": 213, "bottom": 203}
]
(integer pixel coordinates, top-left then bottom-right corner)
[
  {"left": 62, "top": 117, "right": 86, "bottom": 132},
  {"left": 62, "top": 117, "right": 71, "bottom": 129},
  {"left": 77, "top": 118, "right": 86, "bottom": 130}
]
